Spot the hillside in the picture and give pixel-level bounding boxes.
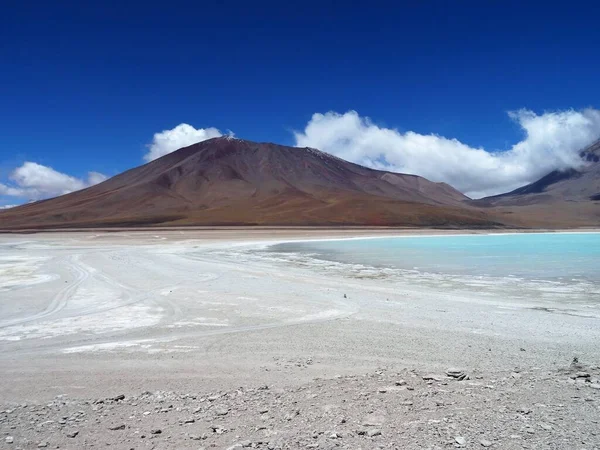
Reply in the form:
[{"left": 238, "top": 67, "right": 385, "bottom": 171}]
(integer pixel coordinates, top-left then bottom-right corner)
[{"left": 0, "top": 137, "right": 496, "bottom": 229}]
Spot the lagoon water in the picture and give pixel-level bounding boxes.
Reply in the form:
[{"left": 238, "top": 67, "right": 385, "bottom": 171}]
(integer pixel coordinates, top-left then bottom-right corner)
[{"left": 269, "top": 233, "right": 600, "bottom": 283}]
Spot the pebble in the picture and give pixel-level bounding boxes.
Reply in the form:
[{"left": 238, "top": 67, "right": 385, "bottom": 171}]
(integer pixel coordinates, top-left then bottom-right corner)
[
  {"left": 446, "top": 368, "right": 464, "bottom": 377},
  {"left": 66, "top": 430, "right": 79, "bottom": 438},
  {"left": 480, "top": 439, "right": 493, "bottom": 447},
  {"left": 455, "top": 436, "right": 466, "bottom": 446},
  {"left": 362, "top": 414, "right": 386, "bottom": 427},
  {"left": 423, "top": 374, "right": 442, "bottom": 381},
  {"left": 151, "top": 429, "right": 162, "bottom": 434},
  {"left": 5, "top": 436, "right": 14, "bottom": 444},
  {"left": 108, "top": 424, "right": 126, "bottom": 430},
  {"left": 37, "top": 443, "right": 48, "bottom": 448},
  {"left": 367, "top": 429, "right": 382, "bottom": 437},
  {"left": 215, "top": 407, "right": 229, "bottom": 416}
]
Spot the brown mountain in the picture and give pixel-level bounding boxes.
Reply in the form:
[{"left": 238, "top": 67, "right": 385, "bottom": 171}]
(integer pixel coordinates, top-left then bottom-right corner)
[
  {"left": 474, "top": 140, "right": 600, "bottom": 227},
  {"left": 0, "top": 137, "right": 497, "bottom": 229}
]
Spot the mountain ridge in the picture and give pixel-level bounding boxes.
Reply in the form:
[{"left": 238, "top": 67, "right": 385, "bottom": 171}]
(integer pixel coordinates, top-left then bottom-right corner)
[{"left": 0, "top": 137, "right": 497, "bottom": 229}]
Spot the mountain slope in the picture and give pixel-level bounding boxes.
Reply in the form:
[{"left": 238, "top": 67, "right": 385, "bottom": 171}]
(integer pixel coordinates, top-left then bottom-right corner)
[
  {"left": 473, "top": 140, "right": 600, "bottom": 227},
  {"left": 0, "top": 137, "right": 497, "bottom": 228},
  {"left": 476, "top": 140, "right": 600, "bottom": 207}
]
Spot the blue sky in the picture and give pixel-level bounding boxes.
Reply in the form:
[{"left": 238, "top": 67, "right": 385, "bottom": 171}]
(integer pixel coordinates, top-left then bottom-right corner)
[{"left": 1, "top": 0, "right": 600, "bottom": 205}]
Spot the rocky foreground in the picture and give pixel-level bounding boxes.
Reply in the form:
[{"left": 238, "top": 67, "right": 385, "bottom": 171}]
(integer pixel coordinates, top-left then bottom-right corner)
[{"left": 2, "top": 361, "right": 599, "bottom": 450}]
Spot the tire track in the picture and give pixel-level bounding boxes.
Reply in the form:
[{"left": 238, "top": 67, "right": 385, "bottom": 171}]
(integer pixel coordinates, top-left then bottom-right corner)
[{"left": 0, "top": 255, "right": 89, "bottom": 328}]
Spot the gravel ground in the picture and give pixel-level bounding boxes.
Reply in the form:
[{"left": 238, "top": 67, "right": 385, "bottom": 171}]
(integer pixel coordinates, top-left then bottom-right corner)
[{"left": 2, "top": 363, "right": 599, "bottom": 450}]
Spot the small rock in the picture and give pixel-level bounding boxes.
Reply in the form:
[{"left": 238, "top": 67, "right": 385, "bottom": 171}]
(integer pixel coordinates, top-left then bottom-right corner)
[
  {"left": 367, "top": 429, "right": 381, "bottom": 437},
  {"left": 576, "top": 372, "right": 591, "bottom": 378},
  {"left": 446, "top": 368, "right": 464, "bottom": 377},
  {"left": 37, "top": 443, "right": 48, "bottom": 448},
  {"left": 226, "top": 445, "right": 243, "bottom": 450},
  {"left": 184, "top": 418, "right": 195, "bottom": 424},
  {"left": 395, "top": 380, "right": 407, "bottom": 386},
  {"left": 214, "top": 407, "right": 229, "bottom": 416},
  {"left": 362, "top": 414, "right": 385, "bottom": 427},
  {"left": 422, "top": 374, "right": 442, "bottom": 381},
  {"left": 378, "top": 388, "right": 387, "bottom": 393},
  {"left": 284, "top": 410, "right": 300, "bottom": 421},
  {"left": 455, "top": 436, "right": 466, "bottom": 446},
  {"left": 240, "top": 441, "right": 252, "bottom": 448},
  {"left": 5, "top": 436, "right": 14, "bottom": 444},
  {"left": 151, "top": 429, "right": 162, "bottom": 434},
  {"left": 480, "top": 439, "right": 493, "bottom": 447},
  {"left": 66, "top": 430, "right": 79, "bottom": 438},
  {"left": 111, "top": 394, "right": 125, "bottom": 401},
  {"left": 539, "top": 423, "right": 553, "bottom": 431},
  {"left": 108, "top": 424, "right": 126, "bottom": 431}
]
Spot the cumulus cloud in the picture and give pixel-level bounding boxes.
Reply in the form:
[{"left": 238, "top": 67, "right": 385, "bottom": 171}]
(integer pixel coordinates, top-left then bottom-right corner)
[
  {"left": 294, "top": 109, "right": 600, "bottom": 198},
  {"left": 0, "top": 204, "right": 18, "bottom": 209},
  {"left": 0, "top": 162, "right": 107, "bottom": 202},
  {"left": 144, "top": 123, "right": 227, "bottom": 162}
]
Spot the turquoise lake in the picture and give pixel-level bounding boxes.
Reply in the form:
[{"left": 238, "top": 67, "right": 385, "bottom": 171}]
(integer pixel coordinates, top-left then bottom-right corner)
[{"left": 269, "top": 233, "right": 600, "bottom": 282}]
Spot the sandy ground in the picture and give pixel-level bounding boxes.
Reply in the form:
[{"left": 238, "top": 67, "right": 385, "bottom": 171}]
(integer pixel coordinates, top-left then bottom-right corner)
[{"left": 1, "top": 229, "right": 599, "bottom": 449}]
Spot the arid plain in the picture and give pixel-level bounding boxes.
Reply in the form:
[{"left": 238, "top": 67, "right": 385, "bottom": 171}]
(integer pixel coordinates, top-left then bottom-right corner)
[{"left": 1, "top": 229, "right": 599, "bottom": 449}]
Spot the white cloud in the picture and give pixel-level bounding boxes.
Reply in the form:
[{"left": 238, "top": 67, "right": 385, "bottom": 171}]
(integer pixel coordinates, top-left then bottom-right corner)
[
  {"left": 0, "top": 204, "right": 18, "bottom": 209},
  {"left": 144, "top": 123, "right": 227, "bottom": 162},
  {"left": 0, "top": 162, "right": 107, "bottom": 202},
  {"left": 87, "top": 171, "right": 108, "bottom": 185},
  {"left": 294, "top": 109, "right": 600, "bottom": 198}
]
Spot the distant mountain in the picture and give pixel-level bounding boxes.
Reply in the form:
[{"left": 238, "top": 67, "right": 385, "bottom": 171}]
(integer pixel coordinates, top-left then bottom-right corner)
[
  {"left": 0, "top": 137, "right": 496, "bottom": 229},
  {"left": 477, "top": 140, "right": 600, "bottom": 207},
  {"left": 473, "top": 140, "right": 600, "bottom": 227}
]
